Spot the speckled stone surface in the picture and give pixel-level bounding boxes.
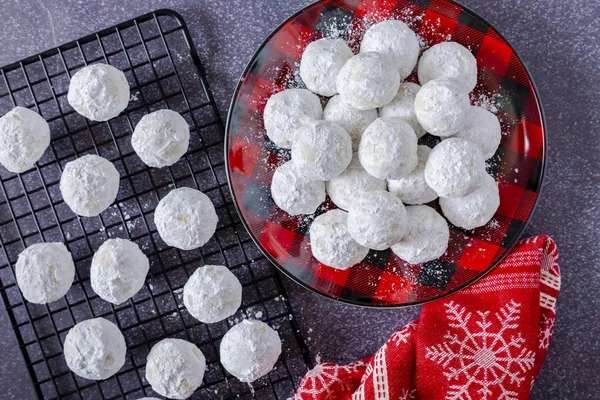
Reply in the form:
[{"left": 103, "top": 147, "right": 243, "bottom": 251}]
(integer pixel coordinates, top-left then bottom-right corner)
[{"left": 0, "top": 1, "right": 598, "bottom": 398}]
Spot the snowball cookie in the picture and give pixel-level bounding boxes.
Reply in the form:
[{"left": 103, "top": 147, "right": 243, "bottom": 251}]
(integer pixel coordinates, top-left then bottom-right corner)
[
  {"left": 391, "top": 205, "right": 449, "bottom": 264},
  {"left": 291, "top": 120, "right": 352, "bottom": 181},
  {"left": 67, "top": 64, "right": 130, "bottom": 121},
  {"left": 300, "top": 38, "right": 353, "bottom": 96},
  {"left": 90, "top": 238, "right": 149, "bottom": 304},
  {"left": 424, "top": 138, "right": 486, "bottom": 198},
  {"left": 379, "top": 82, "right": 426, "bottom": 138},
  {"left": 388, "top": 145, "right": 438, "bottom": 205},
  {"left": 415, "top": 78, "right": 470, "bottom": 137},
  {"left": 263, "top": 89, "right": 322, "bottom": 149},
  {"left": 358, "top": 118, "right": 418, "bottom": 180},
  {"left": 63, "top": 318, "right": 126, "bottom": 380},
  {"left": 146, "top": 338, "right": 206, "bottom": 399},
  {"left": 450, "top": 106, "right": 502, "bottom": 159},
  {"left": 347, "top": 190, "right": 407, "bottom": 251},
  {"left": 309, "top": 209, "right": 369, "bottom": 270},
  {"left": 15, "top": 242, "right": 74, "bottom": 304},
  {"left": 220, "top": 319, "right": 282, "bottom": 382},
  {"left": 440, "top": 173, "right": 500, "bottom": 230},
  {"left": 324, "top": 95, "right": 378, "bottom": 151},
  {"left": 0, "top": 107, "right": 50, "bottom": 173},
  {"left": 326, "top": 155, "right": 386, "bottom": 211},
  {"left": 418, "top": 41, "right": 478, "bottom": 93},
  {"left": 271, "top": 160, "right": 325, "bottom": 215},
  {"left": 131, "top": 109, "right": 189, "bottom": 168},
  {"left": 60, "top": 155, "right": 120, "bottom": 217},
  {"left": 183, "top": 265, "right": 242, "bottom": 323},
  {"left": 154, "top": 187, "right": 218, "bottom": 250},
  {"left": 336, "top": 52, "right": 400, "bottom": 110},
  {"left": 360, "top": 20, "right": 420, "bottom": 80}
]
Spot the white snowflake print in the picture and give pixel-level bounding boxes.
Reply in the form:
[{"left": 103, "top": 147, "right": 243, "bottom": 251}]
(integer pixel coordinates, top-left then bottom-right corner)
[
  {"left": 538, "top": 315, "right": 554, "bottom": 350},
  {"left": 295, "top": 361, "right": 365, "bottom": 400},
  {"left": 400, "top": 388, "right": 417, "bottom": 399},
  {"left": 425, "top": 300, "right": 535, "bottom": 400},
  {"left": 391, "top": 323, "right": 417, "bottom": 346}
]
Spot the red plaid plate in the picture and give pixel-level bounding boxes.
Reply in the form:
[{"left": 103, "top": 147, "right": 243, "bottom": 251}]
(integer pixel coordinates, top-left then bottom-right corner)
[{"left": 225, "top": 0, "right": 546, "bottom": 307}]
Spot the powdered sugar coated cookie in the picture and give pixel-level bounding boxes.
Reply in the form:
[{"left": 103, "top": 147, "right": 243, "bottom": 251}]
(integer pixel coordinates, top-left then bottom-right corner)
[
  {"left": 388, "top": 145, "right": 438, "bottom": 205},
  {"left": 183, "top": 265, "right": 242, "bottom": 323},
  {"left": 449, "top": 106, "right": 501, "bottom": 159},
  {"left": 336, "top": 52, "right": 400, "bottom": 110},
  {"left": 326, "top": 155, "right": 386, "bottom": 211},
  {"left": 300, "top": 38, "right": 354, "bottom": 96},
  {"left": 131, "top": 109, "right": 189, "bottom": 168},
  {"left": 391, "top": 205, "right": 449, "bottom": 264},
  {"left": 310, "top": 209, "right": 369, "bottom": 270},
  {"left": 415, "top": 78, "right": 470, "bottom": 137},
  {"left": 347, "top": 190, "right": 407, "bottom": 251},
  {"left": 418, "top": 41, "right": 478, "bottom": 93},
  {"left": 0, "top": 107, "right": 50, "bottom": 173},
  {"left": 324, "top": 95, "right": 378, "bottom": 151},
  {"left": 440, "top": 173, "right": 500, "bottom": 230},
  {"left": 271, "top": 160, "right": 325, "bottom": 215},
  {"left": 220, "top": 320, "right": 281, "bottom": 383},
  {"left": 146, "top": 338, "right": 206, "bottom": 399},
  {"left": 60, "top": 155, "right": 120, "bottom": 217},
  {"left": 15, "top": 242, "right": 74, "bottom": 304},
  {"left": 90, "top": 238, "right": 149, "bottom": 304},
  {"left": 360, "top": 19, "right": 420, "bottom": 80},
  {"left": 154, "top": 187, "right": 218, "bottom": 250},
  {"left": 292, "top": 120, "right": 352, "bottom": 181},
  {"left": 379, "top": 82, "right": 426, "bottom": 138},
  {"left": 424, "top": 138, "right": 486, "bottom": 198},
  {"left": 263, "top": 89, "right": 322, "bottom": 149},
  {"left": 64, "top": 318, "right": 126, "bottom": 380},
  {"left": 358, "top": 118, "right": 418, "bottom": 180},
  {"left": 67, "top": 64, "right": 130, "bottom": 121}
]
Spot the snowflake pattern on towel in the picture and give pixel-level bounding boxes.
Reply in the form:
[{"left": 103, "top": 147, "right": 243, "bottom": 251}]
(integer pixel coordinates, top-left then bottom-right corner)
[
  {"left": 294, "top": 361, "right": 366, "bottom": 399},
  {"left": 538, "top": 315, "right": 554, "bottom": 350},
  {"left": 425, "top": 300, "right": 535, "bottom": 400}
]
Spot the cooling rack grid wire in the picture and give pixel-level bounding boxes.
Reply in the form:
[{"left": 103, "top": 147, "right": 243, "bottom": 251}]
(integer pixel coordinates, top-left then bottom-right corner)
[{"left": 0, "top": 9, "right": 311, "bottom": 400}]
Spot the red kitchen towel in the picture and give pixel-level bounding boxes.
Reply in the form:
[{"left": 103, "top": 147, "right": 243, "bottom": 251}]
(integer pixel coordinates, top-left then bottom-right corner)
[{"left": 294, "top": 235, "right": 560, "bottom": 400}]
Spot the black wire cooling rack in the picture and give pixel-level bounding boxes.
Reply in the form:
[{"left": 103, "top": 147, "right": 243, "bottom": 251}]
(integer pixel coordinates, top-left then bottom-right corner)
[{"left": 0, "top": 9, "right": 311, "bottom": 400}]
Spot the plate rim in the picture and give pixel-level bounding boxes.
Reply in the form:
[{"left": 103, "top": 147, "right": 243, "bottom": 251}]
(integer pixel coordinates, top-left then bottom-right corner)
[{"left": 223, "top": 0, "right": 547, "bottom": 308}]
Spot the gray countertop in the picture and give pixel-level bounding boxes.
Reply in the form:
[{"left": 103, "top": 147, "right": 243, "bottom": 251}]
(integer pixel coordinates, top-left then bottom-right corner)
[{"left": 0, "top": 0, "right": 598, "bottom": 398}]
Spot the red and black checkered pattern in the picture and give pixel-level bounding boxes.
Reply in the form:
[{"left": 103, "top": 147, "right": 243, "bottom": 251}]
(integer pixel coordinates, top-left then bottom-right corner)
[{"left": 225, "top": 0, "right": 546, "bottom": 307}]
